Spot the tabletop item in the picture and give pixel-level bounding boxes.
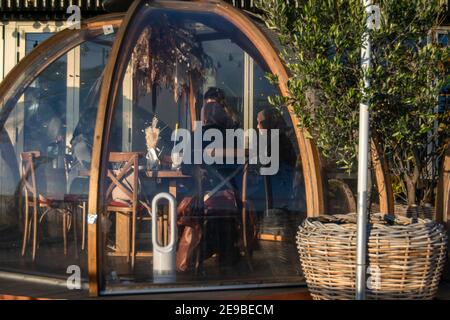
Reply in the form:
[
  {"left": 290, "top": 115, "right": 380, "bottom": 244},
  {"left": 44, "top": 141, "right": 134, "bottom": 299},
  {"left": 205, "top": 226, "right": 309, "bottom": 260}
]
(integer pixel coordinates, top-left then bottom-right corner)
[
  {"left": 171, "top": 123, "right": 183, "bottom": 170},
  {"left": 171, "top": 152, "right": 183, "bottom": 171},
  {"left": 145, "top": 116, "right": 160, "bottom": 170}
]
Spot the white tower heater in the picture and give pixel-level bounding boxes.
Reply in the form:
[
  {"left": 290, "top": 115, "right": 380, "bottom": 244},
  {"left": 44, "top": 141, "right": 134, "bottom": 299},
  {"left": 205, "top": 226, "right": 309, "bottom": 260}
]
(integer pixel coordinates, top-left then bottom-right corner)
[{"left": 152, "top": 192, "right": 177, "bottom": 284}]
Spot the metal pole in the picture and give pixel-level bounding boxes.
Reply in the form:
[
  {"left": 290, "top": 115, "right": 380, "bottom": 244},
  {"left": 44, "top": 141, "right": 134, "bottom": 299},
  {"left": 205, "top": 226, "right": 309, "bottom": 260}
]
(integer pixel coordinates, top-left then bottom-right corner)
[{"left": 355, "top": 0, "right": 373, "bottom": 300}]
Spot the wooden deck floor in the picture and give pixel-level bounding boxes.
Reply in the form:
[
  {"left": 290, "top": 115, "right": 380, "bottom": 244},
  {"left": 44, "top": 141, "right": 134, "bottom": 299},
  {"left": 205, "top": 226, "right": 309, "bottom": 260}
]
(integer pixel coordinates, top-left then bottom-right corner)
[{"left": 0, "top": 277, "right": 311, "bottom": 300}]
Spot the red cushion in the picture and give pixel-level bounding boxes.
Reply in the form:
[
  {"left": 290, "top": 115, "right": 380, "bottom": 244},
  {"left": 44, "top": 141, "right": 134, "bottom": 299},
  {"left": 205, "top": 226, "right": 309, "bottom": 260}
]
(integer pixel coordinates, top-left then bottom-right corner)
[
  {"left": 109, "top": 200, "right": 129, "bottom": 207},
  {"left": 108, "top": 200, "right": 145, "bottom": 211}
]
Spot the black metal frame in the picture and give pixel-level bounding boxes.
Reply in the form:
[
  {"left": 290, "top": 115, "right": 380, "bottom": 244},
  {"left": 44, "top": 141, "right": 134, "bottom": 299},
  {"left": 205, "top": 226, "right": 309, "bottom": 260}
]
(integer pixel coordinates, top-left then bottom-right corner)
[{"left": 0, "top": 0, "right": 260, "bottom": 21}]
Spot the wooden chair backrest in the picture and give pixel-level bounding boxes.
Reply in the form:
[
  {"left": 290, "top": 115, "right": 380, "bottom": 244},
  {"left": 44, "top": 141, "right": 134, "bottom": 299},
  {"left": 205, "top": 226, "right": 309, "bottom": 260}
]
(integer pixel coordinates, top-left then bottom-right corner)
[
  {"left": 105, "top": 152, "right": 140, "bottom": 206},
  {"left": 20, "top": 151, "right": 41, "bottom": 204}
]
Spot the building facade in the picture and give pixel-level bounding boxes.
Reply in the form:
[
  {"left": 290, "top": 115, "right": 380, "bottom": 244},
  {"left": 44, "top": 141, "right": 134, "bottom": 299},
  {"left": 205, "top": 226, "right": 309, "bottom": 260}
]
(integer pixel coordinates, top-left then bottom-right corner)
[{"left": 0, "top": 0, "right": 447, "bottom": 297}]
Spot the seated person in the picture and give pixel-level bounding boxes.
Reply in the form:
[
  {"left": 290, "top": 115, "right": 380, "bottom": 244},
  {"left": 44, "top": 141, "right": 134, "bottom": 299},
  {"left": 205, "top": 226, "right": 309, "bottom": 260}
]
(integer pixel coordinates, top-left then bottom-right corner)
[
  {"left": 71, "top": 107, "right": 97, "bottom": 168},
  {"left": 201, "top": 87, "right": 239, "bottom": 131},
  {"left": 67, "top": 107, "right": 96, "bottom": 196},
  {"left": 200, "top": 87, "right": 241, "bottom": 179},
  {"left": 177, "top": 88, "right": 246, "bottom": 272},
  {"left": 255, "top": 107, "right": 306, "bottom": 222}
]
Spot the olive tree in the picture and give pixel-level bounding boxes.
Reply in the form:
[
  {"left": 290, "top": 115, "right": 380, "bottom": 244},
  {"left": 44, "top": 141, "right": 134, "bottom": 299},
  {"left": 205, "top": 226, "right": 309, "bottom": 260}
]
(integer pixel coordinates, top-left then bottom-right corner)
[{"left": 257, "top": 0, "right": 449, "bottom": 207}]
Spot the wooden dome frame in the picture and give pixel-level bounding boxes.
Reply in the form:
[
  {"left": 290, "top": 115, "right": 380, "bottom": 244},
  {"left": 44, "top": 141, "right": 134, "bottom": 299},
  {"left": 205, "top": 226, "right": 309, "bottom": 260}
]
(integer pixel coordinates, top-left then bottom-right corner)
[
  {"left": 436, "top": 144, "right": 450, "bottom": 226},
  {"left": 0, "top": 0, "right": 394, "bottom": 296},
  {"left": 87, "top": 0, "right": 394, "bottom": 295}
]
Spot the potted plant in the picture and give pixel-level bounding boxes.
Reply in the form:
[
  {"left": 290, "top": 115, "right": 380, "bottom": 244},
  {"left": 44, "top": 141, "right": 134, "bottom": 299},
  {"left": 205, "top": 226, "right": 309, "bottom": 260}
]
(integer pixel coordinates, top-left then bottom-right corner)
[{"left": 257, "top": 0, "right": 449, "bottom": 299}]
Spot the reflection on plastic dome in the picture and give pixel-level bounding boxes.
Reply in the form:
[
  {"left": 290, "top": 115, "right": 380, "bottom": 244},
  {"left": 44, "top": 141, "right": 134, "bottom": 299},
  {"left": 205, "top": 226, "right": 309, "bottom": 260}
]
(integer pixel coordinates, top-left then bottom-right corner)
[
  {"left": 0, "top": 19, "right": 118, "bottom": 283},
  {"left": 100, "top": 5, "right": 306, "bottom": 292}
]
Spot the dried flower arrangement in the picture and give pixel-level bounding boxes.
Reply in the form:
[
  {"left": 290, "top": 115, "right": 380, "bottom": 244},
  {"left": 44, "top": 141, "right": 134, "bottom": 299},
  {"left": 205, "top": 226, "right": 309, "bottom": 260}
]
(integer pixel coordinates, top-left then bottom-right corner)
[
  {"left": 145, "top": 116, "right": 160, "bottom": 168},
  {"left": 132, "top": 13, "right": 213, "bottom": 107}
]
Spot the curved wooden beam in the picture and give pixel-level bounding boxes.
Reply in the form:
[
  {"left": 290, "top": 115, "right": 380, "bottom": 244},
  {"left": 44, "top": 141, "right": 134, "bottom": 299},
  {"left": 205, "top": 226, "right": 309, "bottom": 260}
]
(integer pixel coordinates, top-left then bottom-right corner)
[
  {"left": 444, "top": 178, "right": 450, "bottom": 226},
  {"left": 87, "top": 1, "right": 141, "bottom": 297},
  {"left": 436, "top": 143, "right": 450, "bottom": 225}
]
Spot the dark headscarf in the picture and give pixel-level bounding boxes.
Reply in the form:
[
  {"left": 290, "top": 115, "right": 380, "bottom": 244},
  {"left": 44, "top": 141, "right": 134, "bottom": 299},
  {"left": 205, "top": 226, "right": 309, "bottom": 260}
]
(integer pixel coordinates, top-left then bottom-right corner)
[{"left": 201, "top": 87, "right": 235, "bottom": 129}]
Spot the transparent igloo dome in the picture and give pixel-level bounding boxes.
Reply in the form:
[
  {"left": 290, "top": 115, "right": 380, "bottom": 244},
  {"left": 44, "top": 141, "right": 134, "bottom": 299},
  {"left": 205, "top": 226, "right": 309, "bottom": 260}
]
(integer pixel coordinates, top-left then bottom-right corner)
[{"left": 0, "top": 0, "right": 332, "bottom": 295}]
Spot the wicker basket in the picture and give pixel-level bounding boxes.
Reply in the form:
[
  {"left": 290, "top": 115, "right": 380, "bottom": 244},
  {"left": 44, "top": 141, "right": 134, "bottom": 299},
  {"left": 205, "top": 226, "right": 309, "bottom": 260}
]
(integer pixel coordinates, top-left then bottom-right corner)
[
  {"left": 394, "top": 204, "right": 436, "bottom": 220},
  {"left": 296, "top": 213, "right": 447, "bottom": 300}
]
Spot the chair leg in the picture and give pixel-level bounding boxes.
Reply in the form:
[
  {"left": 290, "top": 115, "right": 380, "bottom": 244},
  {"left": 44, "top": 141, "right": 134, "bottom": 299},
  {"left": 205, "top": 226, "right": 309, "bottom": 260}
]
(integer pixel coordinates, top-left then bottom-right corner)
[
  {"left": 194, "top": 220, "right": 207, "bottom": 276},
  {"left": 194, "top": 245, "right": 201, "bottom": 276},
  {"left": 21, "top": 202, "right": 29, "bottom": 256},
  {"left": 131, "top": 210, "right": 136, "bottom": 269},
  {"left": 241, "top": 206, "right": 253, "bottom": 272},
  {"left": 63, "top": 212, "right": 68, "bottom": 256},
  {"left": 81, "top": 202, "right": 86, "bottom": 251},
  {"left": 32, "top": 205, "right": 38, "bottom": 262},
  {"left": 241, "top": 165, "right": 253, "bottom": 272},
  {"left": 72, "top": 206, "right": 79, "bottom": 258},
  {"left": 120, "top": 212, "right": 130, "bottom": 264},
  {"left": 27, "top": 214, "right": 32, "bottom": 243}
]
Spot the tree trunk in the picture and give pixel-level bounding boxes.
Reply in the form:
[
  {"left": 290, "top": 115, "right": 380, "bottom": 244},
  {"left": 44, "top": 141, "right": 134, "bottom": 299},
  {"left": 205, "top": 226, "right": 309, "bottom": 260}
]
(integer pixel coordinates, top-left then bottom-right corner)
[{"left": 405, "top": 177, "right": 417, "bottom": 206}]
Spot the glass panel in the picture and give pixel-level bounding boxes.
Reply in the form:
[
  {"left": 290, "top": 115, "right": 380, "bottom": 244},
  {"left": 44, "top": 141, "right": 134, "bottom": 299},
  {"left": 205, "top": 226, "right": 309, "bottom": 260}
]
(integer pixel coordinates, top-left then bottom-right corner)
[
  {"left": 80, "top": 41, "right": 110, "bottom": 115},
  {"left": 24, "top": 58, "right": 67, "bottom": 155},
  {"left": 100, "top": 5, "right": 306, "bottom": 293},
  {"left": 251, "top": 62, "right": 306, "bottom": 280},
  {"left": 25, "top": 33, "right": 53, "bottom": 54},
  {"left": 0, "top": 28, "right": 116, "bottom": 281},
  {"left": 202, "top": 39, "right": 244, "bottom": 124},
  {"left": 24, "top": 33, "right": 60, "bottom": 153}
]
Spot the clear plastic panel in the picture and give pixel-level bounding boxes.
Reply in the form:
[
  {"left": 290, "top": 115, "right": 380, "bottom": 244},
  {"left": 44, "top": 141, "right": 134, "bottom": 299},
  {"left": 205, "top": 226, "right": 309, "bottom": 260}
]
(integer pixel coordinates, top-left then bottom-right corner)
[
  {"left": 100, "top": 6, "right": 306, "bottom": 293},
  {"left": 0, "top": 28, "right": 117, "bottom": 281}
]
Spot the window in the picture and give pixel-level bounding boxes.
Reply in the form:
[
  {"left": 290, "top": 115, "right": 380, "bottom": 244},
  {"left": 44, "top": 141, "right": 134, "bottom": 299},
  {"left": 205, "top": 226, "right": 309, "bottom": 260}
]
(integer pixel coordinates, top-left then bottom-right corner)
[
  {"left": 100, "top": 7, "right": 306, "bottom": 293},
  {"left": 0, "top": 25, "right": 117, "bottom": 280}
]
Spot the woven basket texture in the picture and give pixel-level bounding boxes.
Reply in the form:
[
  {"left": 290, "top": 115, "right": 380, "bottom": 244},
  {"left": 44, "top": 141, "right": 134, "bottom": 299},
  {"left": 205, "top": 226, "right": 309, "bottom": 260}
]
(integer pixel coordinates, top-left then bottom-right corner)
[{"left": 296, "top": 213, "right": 447, "bottom": 300}]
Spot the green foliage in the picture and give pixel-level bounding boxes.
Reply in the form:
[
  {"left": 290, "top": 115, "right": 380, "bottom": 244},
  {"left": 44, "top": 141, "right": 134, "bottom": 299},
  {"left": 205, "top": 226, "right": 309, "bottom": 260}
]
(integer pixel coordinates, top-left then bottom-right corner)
[
  {"left": 257, "top": 0, "right": 449, "bottom": 204},
  {"left": 256, "top": 0, "right": 366, "bottom": 171}
]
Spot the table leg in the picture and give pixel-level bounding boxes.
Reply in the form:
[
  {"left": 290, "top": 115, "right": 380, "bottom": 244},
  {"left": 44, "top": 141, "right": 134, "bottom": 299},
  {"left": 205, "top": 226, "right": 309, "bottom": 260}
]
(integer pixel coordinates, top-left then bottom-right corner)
[
  {"left": 81, "top": 201, "right": 86, "bottom": 251},
  {"left": 169, "top": 180, "right": 177, "bottom": 198},
  {"left": 63, "top": 212, "right": 68, "bottom": 256},
  {"left": 116, "top": 212, "right": 130, "bottom": 259},
  {"left": 72, "top": 205, "right": 79, "bottom": 259}
]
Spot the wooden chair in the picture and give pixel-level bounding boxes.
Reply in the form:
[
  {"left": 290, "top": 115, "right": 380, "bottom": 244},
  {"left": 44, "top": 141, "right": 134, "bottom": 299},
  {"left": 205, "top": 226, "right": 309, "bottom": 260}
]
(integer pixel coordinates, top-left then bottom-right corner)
[
  {"left": 193, "top": 161, "right": 255, "bottom": 273},
  {"left": 105, "top": 152, "right": 147, "bottom": 269},
  {"left": 20, "top": 151, "right": 77, "bottom": 261}
]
